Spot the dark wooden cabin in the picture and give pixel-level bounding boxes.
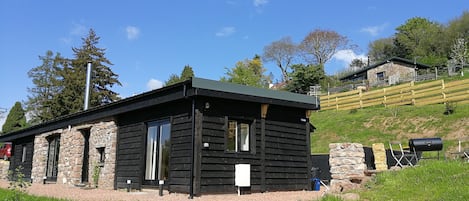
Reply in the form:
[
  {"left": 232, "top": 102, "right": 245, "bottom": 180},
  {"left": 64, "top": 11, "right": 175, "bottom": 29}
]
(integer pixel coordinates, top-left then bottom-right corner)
[{"left": 0, "top": 77, "right": 319, "bottom": 196}]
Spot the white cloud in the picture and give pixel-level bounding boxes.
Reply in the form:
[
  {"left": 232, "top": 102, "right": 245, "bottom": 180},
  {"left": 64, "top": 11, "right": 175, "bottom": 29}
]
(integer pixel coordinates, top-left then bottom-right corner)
[
  {"left": 0, "top": 108, "right": 7, "bottom": 132},
  {"left": 216, "top": 27, "right": 236, "bottom": 37},
  {"left": 70, "top": 23, "right": 87, "bottom": 36},
  {"left": 226, "top": 0, "right": 236, "bottom": 5},
  {"left": 59, "top": 23, "right": 87, "bottom": 45},
  {"left": 126, "top": 26, "right": 140, "bottom": 40},
  {"left": 360, "top": 23, "right": 388, "bottom": 37},
  {"left": 146, "top": 79, "right": 163, "bottom": 91},
  {"left": 333, "top": 49, "right": 367, "bottom": 68},
  {"left": 59, "top": 37, "right": 72, "bottom": 45},
  {"left": 253, "top": 0, "right": 268, "bottom": 7}
]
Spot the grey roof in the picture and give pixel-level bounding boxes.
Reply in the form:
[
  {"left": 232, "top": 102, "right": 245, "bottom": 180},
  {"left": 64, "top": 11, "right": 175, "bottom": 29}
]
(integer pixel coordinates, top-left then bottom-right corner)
[
  {"left": 340, "top": 57, "right": 432, "bottom": 80},
  {"left": 192, "top": 78, "right": 318, "bottom": 106}
]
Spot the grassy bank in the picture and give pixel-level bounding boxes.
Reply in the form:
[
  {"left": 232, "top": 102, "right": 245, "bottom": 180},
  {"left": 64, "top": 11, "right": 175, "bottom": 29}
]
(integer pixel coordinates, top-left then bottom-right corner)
[
  {"left": 359, "top": 160, "right": 469, "bottom": 200},
  {"left": 310, "top": 103, "right": 469, "bottom": 154},
  {"left": 318, "top": 160, "right": 469, "bottom": 201}
]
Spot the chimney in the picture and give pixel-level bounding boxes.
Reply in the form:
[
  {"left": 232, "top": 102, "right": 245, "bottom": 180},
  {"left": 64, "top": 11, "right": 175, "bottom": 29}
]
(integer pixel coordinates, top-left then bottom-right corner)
[{"left": 84, "top": 62, "right": 92, "bottom": 110}]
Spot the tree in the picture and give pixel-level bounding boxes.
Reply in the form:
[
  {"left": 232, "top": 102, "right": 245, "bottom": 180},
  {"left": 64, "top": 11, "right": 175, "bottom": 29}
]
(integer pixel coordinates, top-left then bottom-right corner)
[
  {"left": 449, "top": 37, "right": 468, "bottom": 74},
  {"left": 262, "top": 37, "right": 298, "bottom": 81},
  {"left": 285, "top": 64, "right": 325, "bottom": 94},
  {"left": 221, "top": 55, "right": 271, "bottom": 88},
  {"left": 349, "top": 58, "right": 367, "bottom": 69},
  {"left": 165, "top": 65, "right": 195, "bottom": 86},
  {"left": 368, "top": 37, "right": 397, "bottom": 63},
  {"left": 56, "top": 29, "right": 121, "bottom": 116},
  {"left": 25, "top": 50, "right": 63, "bottom": 124},
  {"left": 299, "top": 29, "right": 349, "bottom": 65},
  {"left": 446, "top": 11, "right": 469, "bottom": 43},
  {"left": 2, "top": 102, "right": 27, "bottom": 134},
  {"left": 394, "top": 17, "right": 447, "bottom": 66}
]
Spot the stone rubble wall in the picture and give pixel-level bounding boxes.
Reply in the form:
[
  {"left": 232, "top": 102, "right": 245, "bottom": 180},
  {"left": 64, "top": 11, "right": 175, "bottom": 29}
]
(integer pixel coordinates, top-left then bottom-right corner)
[
  {"left": 329, "top": 143, "right": 366, "bottom": 193},
  {"left": 31, "top": 121, "right": 117, "bottom": 189},
  {"left": 0, "top": 161, "right": 9, "bottom": 179},
  {"left": 89, "top": 121, "right": 117, "bottom": 189},
  {"left": 32, "top": 129, "right": 63, "bottom": 182}
]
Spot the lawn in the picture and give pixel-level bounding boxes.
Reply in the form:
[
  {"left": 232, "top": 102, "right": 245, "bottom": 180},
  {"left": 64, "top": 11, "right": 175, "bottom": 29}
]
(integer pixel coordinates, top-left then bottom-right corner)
[
  {"left": 317, "top": 160, "right": 469, "bottom": 201},
  {"left": 0, "top": 188, "right": 68, "bottom": 201},
  {"left": 360, "top": 160, "right": 469, "bottom": 200}
]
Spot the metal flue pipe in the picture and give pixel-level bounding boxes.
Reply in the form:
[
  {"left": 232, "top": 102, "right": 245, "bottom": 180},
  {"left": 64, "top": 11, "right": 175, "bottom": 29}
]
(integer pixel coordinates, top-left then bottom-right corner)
[{"left": 84, "top": 62, "right": 92, "bottom": 110}]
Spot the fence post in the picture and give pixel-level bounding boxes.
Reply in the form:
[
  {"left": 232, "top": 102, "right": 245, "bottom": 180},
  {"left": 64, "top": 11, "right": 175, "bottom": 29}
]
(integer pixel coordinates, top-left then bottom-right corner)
[
  {"left": 359, "top": 88, "right": 363, "bottom": 108},
  {"left": 335, "top": 97, "right": 339, "bottom": 111},
  {"left": 383, "top": 88, "right": 387, "bottom": 107}
]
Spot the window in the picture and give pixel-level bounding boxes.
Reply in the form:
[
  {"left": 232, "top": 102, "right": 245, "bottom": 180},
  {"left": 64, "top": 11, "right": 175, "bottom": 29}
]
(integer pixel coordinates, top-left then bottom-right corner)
[
  {"left": 377, "top": 72, "right": 385, "bottom": 81},
  {"left": 144, "top": 120, "right": 171, "bottom": 185},
  {"left": 21, "top": 145, "right": 27, "bottom": 163},
  {"left": 46, "top": 135, "right": 60, "bottom": 181},
  {"left": 97, "top": 147, "right": 105, "bottom": 164},
  {"left": 226, "top": 120, "right": 250, "bottom": 152}
]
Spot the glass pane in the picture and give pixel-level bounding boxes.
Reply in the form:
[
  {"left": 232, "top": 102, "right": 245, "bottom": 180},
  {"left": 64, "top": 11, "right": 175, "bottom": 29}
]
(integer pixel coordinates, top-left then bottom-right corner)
[
  {"left": 227, "top": 121, "right": 237, "bottom": 151},
  {"left": 22, "top": 145, "right": 27, "bottom": 163},
  {"left": 46, "top": 136, "right": 60, "bottom": 179},
  {"left": 145, "top": 126, "right": 157, "bottom": 180},
  {"left": 158, "top": 123, "right": 171, "bottom": 180},
  {"left": 239, "top": 123, "right": 250, "bottom": 151}
]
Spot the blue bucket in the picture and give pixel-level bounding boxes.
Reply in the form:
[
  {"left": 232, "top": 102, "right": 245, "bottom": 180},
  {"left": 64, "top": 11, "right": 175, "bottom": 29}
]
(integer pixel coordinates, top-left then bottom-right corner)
[{"left": 312, "top": 178, "right": 320, "bottom": 191}]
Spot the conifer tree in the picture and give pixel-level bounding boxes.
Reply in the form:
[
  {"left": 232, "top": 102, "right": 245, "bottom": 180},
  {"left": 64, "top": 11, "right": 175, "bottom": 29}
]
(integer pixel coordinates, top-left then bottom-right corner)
[
  {"left": 164, "top": 65, "right": 195, "bottom": 86},
  {"left": 56, "top": 29, "right": 121, "bottom": 116},
  {"left": 26, "top": 50, "right": 63, "bottom": 124},
  {"left": 2, "top": 102, "right": 27, "bottom": 134}
]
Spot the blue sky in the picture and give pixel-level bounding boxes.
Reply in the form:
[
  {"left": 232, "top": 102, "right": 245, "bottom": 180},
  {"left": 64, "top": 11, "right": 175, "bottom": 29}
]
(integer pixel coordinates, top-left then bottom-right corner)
[{"left": 0, "top": 0, "right": 467, "bottom": 129}]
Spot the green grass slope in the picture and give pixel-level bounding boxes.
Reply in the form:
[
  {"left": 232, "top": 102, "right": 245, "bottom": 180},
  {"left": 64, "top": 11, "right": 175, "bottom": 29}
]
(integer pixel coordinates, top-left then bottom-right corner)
[
  {"left": 318, "top": 160, "right": 469, "bottom": 201},
  {"left": 360, "top": 160, "right": 469, "bottom": 200},
  {"left": 310, "top": 103, "right": 469, "bottom": 154}
]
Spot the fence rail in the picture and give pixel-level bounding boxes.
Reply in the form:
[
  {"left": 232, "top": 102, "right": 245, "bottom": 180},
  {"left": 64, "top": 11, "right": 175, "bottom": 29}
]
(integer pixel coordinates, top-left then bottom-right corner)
[{"left": 320, "top": 79, "right": 469, "bottom": 111}]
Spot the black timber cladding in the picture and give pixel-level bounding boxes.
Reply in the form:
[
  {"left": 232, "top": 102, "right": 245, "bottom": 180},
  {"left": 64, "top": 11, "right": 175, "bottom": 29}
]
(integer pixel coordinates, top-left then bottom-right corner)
[
  {"left": 197, "top": 98, "right": 311, "bottom": 193},
  {"left": 0, "top": 77, "right": 317, "bottom": 194},
  {"left": 114, "top": 100, "right": 192, "bottom": 192},
  {"left": 9, "top": 137, "right": 34, "bottom": 181}
]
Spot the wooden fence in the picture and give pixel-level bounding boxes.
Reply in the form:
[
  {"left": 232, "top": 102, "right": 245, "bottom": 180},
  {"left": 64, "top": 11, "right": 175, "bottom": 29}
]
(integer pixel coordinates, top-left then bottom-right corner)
[{"left": 320, "top": 79, "right": 469, "bottom": 111}]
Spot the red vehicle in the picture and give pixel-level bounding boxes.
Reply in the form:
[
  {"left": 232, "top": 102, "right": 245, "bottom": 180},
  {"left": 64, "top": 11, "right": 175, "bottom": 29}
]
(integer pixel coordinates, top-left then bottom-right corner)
[{"left": 0, "top": 143, "right": 12, "bottom": 160}]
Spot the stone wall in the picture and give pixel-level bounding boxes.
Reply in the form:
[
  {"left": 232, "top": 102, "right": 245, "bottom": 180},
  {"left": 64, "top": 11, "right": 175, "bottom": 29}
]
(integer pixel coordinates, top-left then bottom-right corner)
[
  {"left": 367, "top": 61, "right": 415, "bottom": 85},
  {"left": 57, "top": 126, "right": 84, "bottom": 186},
  {"left": 0, "top": 160, "right": 9, "bottom": 179},
  {"left": 31, "top": 121, "right": 117, "bottom": 189},
  {"left": 32, "top": 129, "right": 63, "bottom": 182},
  {"left": 329, "top": 143, "right": 366, "bottom": 193},
  {"left": 89, "top": 121, "right": 117, "bottom": 189}
]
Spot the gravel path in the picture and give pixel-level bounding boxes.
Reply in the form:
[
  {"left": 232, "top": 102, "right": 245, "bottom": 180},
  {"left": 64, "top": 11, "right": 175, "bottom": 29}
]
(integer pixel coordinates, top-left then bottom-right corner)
[{"left": 0, "top": 180, "right": 325, "bottom": 201}]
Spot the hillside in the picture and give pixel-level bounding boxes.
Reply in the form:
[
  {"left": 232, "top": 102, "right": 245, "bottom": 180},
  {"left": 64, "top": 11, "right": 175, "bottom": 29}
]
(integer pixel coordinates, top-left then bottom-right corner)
[{"left": 309, "top": 103, "right": 469, "bottom": 154}]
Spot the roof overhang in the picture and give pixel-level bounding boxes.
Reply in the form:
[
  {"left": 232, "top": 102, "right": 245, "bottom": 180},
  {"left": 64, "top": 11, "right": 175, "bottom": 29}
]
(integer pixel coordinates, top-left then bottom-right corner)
[{"left": 0, "top": 77, "right": 319, "bottom": 142}]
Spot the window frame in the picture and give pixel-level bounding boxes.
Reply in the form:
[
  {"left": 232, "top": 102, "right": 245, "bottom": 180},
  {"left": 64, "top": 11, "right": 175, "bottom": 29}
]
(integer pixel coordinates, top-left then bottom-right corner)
[
  {"left": 144, "top": 119, "right": 171, "bottom": 185},
  {"left": 21, "top": 145, "right": 27, "bottom": 163},
  {"left": 225, "top": 117, "right": 254, "bottom": 153},
  {"left": 377, "top": 71, "right": 386, "bottom": 81}
]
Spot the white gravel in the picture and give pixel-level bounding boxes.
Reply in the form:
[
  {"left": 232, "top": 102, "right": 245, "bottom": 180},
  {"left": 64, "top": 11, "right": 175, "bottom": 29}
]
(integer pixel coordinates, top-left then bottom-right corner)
[{"left": 0, "top": 180, "right": 326, "bottom": 201}]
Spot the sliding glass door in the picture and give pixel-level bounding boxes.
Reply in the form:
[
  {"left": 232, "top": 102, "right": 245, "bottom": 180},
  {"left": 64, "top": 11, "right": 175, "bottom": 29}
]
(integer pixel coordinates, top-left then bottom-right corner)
[{"left": 144, "top": 120, "right": 171, "bottom": 185}]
